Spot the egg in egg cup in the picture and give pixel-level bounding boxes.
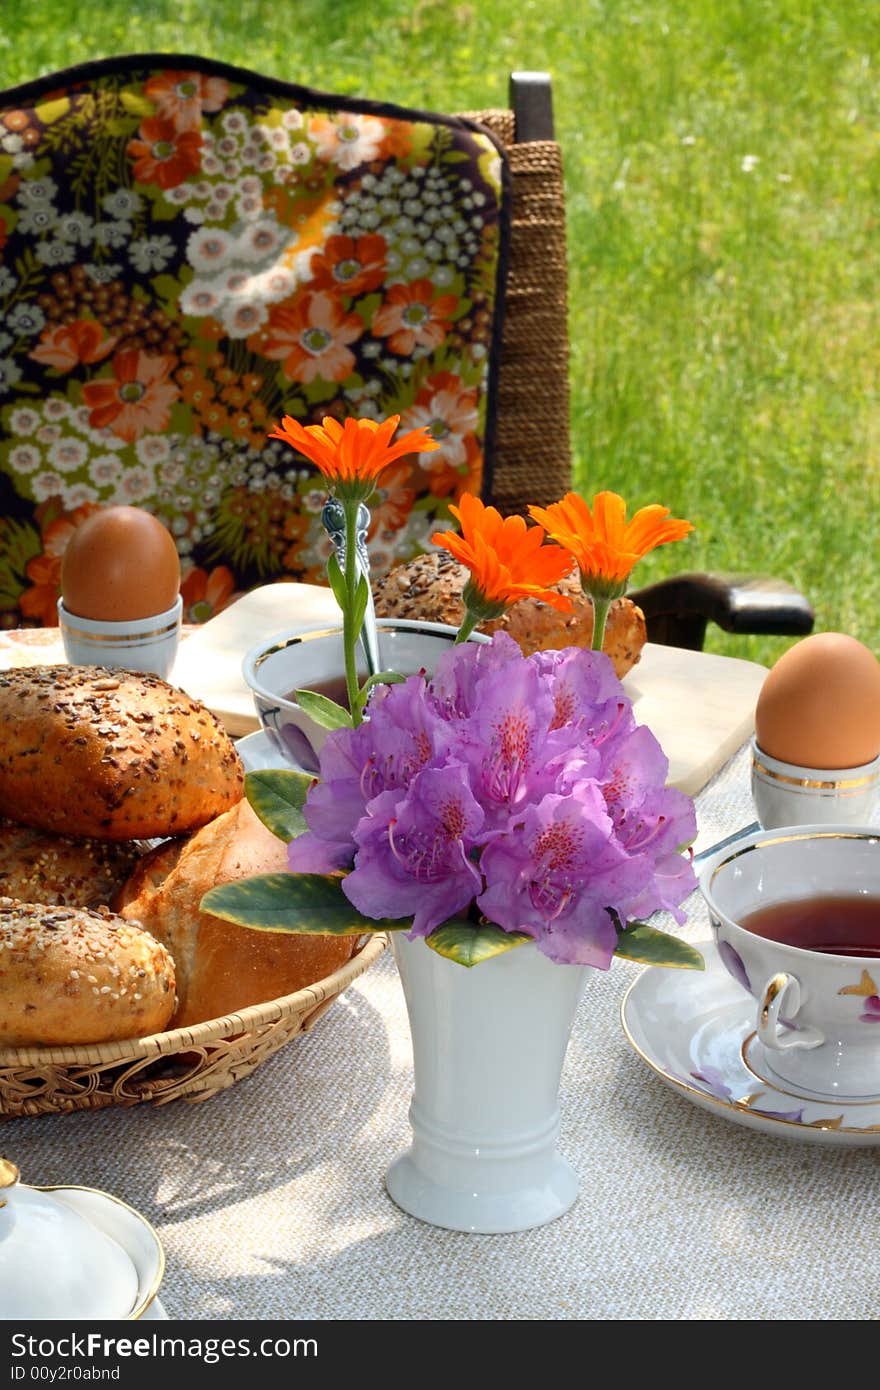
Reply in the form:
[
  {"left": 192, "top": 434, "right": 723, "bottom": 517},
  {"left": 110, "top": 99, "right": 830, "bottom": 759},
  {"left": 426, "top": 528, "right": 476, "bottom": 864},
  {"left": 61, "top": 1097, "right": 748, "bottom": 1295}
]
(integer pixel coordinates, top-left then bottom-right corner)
[{"left": 58, "top": 506, "right": 182, "bottom": 679}]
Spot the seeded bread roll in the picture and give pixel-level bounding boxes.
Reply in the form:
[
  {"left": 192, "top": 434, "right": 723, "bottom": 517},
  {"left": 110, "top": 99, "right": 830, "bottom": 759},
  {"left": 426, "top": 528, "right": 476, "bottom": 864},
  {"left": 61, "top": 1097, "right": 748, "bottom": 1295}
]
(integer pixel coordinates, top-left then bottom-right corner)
[
  {"left": 0, "top": 666, "right": 244, "bottom": 840},
  {"left": 372, "top": 552, "right": 647, "bottom": 679},
  {"left": 0, "top": 820, "right": 142, "bottom": 909},
  {"left": 0, "top": 897, "right": 176, "bottom": 1046},
  {"left": 115, "top": 798, "right": 356, "bottom": 1027}
]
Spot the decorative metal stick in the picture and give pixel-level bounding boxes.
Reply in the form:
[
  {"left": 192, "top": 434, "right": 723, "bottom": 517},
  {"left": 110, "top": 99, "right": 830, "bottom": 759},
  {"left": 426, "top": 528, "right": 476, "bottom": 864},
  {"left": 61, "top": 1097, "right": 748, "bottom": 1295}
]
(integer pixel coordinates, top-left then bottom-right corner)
[{"left": 321, "top": 497, "right": 382, "bottom": 678}]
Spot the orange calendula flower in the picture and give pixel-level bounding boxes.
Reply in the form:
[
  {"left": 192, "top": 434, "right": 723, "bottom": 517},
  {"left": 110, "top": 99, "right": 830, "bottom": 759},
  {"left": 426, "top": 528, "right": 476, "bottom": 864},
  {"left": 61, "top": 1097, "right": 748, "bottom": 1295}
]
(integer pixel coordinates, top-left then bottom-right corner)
[
  {"left": 432, "top": 493, "right": 574, "bottom": 632},
  {"left": 529, "top": 491, "right": 693, "bottom": 600},
  {"left": 268, "top": 413, "right": 439, "bottom": 501}
]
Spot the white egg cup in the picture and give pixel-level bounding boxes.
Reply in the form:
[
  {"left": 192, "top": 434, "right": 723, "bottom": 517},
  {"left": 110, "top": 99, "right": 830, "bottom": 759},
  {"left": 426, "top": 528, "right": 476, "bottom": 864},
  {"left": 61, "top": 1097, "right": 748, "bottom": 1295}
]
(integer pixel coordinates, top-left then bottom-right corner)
[
  {"left": 750, "top": 735, "right": 880, "bottom": 829},
  {"left": 58, "top": 595, "right": 182, "bottom": 680}
]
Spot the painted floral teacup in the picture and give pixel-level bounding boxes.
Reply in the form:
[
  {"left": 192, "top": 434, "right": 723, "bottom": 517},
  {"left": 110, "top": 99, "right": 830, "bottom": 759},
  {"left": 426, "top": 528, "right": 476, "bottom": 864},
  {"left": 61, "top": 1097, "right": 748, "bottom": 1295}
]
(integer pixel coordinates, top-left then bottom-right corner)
[{"left": 700, "top": 825, "right": 880, "bottom": 1099}]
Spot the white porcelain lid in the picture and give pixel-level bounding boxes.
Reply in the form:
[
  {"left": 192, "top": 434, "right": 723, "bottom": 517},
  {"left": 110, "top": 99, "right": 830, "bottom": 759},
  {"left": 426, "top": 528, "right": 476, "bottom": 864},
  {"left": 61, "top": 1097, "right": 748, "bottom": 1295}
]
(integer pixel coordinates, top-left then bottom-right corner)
[{"left": 0, "top": 1160, "right": 140, "bottom": 1320}]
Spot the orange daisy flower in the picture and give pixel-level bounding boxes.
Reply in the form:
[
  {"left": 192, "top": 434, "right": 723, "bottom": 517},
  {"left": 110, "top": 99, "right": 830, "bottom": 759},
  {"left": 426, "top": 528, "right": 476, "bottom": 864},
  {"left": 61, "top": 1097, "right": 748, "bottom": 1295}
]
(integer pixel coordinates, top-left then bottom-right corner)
[
  {"left": 268, "top": 413, "right": 439, "bottom": 502},
  {"left": 432, "top": 493, "right": 574, "bottom": 628},
  {"left": 529, "top": 491, "right": 693, "bottom": 600},
  {"left": 82, "top": 350, "right": 179, "bottom": 443},
  {"left": 143, "top": 70, "right": 229, "bottom": 130},
  {"left": 127, "top": 116, "right": 202, "bottom": 190}
]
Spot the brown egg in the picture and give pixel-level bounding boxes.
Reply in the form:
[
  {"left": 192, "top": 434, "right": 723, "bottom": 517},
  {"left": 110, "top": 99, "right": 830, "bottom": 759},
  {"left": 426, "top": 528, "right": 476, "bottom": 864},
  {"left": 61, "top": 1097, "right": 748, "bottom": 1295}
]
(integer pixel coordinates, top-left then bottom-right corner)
[
  {"left": 60, "top": 507, "right": 181, "bottom": 622},
  {"left": 755, "top": 632, "right": 880, "bottom": 769}
]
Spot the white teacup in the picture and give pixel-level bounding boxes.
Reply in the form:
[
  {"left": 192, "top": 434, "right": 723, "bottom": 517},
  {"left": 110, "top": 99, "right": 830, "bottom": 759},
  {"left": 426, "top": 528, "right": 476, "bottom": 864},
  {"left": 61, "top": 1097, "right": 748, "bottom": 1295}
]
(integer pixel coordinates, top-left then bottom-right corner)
[
  {"left": 750, "top": 736, "right": 880, "bottom": 829},
  {"left": 700, "top": 824, "right": 880, "bottom": 1098},
  {"left": 58, "top": 595, "right": 182, "bottom": 680},
  {"left": 243, "top": 619, "right": 487, "bottom": 773}
]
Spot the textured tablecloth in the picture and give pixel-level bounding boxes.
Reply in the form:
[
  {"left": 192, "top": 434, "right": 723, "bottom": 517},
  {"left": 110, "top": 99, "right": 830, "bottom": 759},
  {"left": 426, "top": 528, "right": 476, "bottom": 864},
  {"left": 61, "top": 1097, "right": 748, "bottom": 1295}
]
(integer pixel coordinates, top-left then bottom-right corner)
[{"left": 7, "top": 742, "right": 880, "bottom": 1321}]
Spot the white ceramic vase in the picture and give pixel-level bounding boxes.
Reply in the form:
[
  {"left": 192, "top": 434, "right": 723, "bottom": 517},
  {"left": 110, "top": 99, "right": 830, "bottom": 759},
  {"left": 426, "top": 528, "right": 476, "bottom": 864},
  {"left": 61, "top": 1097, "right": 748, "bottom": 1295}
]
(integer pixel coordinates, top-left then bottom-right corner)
[{"left": 386, "top": 933, "right": 588, "bottom": 1233}]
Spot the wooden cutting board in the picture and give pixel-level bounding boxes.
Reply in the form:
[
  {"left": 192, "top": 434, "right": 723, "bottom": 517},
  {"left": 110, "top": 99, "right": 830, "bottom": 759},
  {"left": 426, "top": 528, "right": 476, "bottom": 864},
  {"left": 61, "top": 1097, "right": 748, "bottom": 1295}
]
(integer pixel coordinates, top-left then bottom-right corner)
[{"left": 170, "top": 583, "right": 767, "bottom": 796}]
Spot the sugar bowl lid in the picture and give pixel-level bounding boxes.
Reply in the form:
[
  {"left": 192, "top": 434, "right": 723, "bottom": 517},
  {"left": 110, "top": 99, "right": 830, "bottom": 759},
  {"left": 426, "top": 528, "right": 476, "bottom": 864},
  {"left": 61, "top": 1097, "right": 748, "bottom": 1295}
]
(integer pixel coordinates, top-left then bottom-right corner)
[{"left": 0, "top": 1158, "right": 164, "bottom": 1320}]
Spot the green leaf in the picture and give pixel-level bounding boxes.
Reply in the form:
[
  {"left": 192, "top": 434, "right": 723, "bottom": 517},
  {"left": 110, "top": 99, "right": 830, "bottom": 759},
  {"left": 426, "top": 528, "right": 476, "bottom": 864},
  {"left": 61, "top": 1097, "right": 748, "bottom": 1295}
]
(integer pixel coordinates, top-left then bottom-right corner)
[
  {"left": 36, "top": 96, "right": 72, "bottom": 124},
  {"left": 244, "top": 768, "right": 313, "bottom": 842},
  {"left": 200, "top": 872, "right": 409, "bottom": 935},
  {"left": 355, "top": 669, "right": 406, "bottom": 709},
  {"left": 351, "top": 573, "right": 369, "bottom": 634},
  {"left": 326, "top": 551, "right": 347, "bottom": 611},
  {"left": 426, "top": 920, "right": 532, "bottom": 967},
  {"left": 120, "top": 90, "right": 155, "bottom": 118},
  {"left": 614, "top": 922, "right": 705, "bottom": 971},
  {"left": 293, "top": 688, "right": 352, "bottom": 730}
]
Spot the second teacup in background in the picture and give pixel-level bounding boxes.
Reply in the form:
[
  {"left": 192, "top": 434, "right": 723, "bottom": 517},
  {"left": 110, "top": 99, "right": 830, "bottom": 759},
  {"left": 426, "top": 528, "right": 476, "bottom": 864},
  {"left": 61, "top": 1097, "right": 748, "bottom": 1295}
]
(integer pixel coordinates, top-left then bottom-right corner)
[{"left": 244, "top": 619, "right": 488, "bottom": 773}]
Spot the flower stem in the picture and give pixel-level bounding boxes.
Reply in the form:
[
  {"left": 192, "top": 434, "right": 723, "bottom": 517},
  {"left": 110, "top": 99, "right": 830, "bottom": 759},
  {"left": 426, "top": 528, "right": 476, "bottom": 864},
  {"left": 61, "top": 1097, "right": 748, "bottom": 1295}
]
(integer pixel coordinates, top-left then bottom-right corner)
[
  {"left": 343, "top": 499, "right": 363, "bottom": 726},
  {"left": 591, "top": 595, "right": 611, "bottom": 653},
  {"left": 454, "top": 611, "right": 480, "bottom": 645}
]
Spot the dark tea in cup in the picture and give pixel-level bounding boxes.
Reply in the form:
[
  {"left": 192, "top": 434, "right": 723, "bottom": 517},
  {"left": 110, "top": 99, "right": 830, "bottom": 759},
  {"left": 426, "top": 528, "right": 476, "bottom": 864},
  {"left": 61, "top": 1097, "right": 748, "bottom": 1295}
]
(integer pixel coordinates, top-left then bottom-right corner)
[{"left": 740, "top": 895, "right": 880, "bottom": 958}]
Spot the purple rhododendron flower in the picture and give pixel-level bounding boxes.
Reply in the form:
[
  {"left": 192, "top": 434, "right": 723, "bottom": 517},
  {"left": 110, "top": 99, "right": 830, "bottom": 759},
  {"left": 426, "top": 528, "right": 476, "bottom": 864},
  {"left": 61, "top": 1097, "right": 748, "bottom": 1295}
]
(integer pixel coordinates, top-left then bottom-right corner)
[
  {"left": 288, "top": 675, "right": 450, "bottom": 873},
  {"left": 477, "top": 786, "right": 632, "bottom": 968},
  {"left": 343, "top": 765, "right": 484, "bottom": 936},
  {"left": 287, "top": 634, "right": 698, "bottom": 967}
]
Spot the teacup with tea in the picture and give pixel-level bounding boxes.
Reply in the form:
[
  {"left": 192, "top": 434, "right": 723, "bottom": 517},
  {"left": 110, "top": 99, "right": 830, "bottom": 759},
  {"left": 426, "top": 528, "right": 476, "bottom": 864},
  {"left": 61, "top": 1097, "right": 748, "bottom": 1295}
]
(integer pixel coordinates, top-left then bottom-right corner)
[
  {"left": 700, "top": 825, "right": 880, "bottom": 1099},
  {"left": 243, "top": 619, "right": 487, "bottom": 773}
]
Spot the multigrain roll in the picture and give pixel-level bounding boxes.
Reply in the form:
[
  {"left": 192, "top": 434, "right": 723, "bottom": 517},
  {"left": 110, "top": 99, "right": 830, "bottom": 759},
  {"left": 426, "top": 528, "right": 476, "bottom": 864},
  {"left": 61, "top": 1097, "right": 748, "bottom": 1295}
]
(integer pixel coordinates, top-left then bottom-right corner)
[
  {"left": 115, "top": 798, "right": 356, "bottom": 1027},
  {"left": 0, "top": 898, "right": 176, "bottom": 1046},
  {"left": 0, "top": 666, "right": 244, "bottom": 840},
  {"left": 0, "top": 820, "right": 142, "bottom": 909},
  {"left": 372, "top": 551, "right": 648, "bottom": 679}
]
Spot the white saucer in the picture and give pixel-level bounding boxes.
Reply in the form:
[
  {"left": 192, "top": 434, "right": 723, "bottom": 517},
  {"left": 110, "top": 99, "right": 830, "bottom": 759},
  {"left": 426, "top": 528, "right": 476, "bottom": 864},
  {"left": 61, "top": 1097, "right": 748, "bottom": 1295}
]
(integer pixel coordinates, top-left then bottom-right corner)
[
  {"left": 621, "top": 942, "right": 880, "bottom": 1146},
  {"left": 140, "top": 1296, "right": 168, "bottom": 1320},
  {"left": 236, "top": 727, "right": 304, "bottom": 773}
]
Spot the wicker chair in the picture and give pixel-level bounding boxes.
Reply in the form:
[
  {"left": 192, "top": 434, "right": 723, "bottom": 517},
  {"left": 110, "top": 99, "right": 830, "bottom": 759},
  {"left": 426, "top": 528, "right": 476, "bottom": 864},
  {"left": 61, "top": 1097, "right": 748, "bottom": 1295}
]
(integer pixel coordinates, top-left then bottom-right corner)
[
  {"left": 468, "top": 72, "right": 814, "bottom": 649},
  {"left": 0, "top": 58, "right": 813, "bottom": 647}
]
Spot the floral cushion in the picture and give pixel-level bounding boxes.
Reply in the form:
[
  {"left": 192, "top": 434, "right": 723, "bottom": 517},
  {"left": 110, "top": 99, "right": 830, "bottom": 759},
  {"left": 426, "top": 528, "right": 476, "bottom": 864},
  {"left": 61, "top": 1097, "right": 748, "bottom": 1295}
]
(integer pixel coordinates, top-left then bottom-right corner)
[{"left": 0, "top": 55, "right": 509, "bottom": 626}]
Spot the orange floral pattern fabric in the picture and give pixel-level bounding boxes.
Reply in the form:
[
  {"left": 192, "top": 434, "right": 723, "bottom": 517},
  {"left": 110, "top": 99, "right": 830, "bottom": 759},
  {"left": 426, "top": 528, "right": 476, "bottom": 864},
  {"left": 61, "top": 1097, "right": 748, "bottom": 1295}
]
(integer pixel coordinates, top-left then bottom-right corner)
[{"left": 0, "top": 56, "right": 508, "bottom": 626}]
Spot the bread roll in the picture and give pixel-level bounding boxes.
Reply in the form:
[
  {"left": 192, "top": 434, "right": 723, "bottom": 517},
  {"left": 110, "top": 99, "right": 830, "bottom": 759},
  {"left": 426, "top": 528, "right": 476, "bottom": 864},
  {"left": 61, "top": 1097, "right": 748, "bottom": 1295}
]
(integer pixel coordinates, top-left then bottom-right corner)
[
  {"left": 0, "top": 898, "right": 176, "bottom": 1046},
  {"left": 116, "top": 799, "right": 356, "bottom": 1027},
  {"left": 0, "top": 820, "right": 142, "bottom": 909},
  {"left": 0, "top": 666, "right": 243, "bottom": 840},
  {"left": 372, "top": 552, "right": 647, "bottom": 678}
]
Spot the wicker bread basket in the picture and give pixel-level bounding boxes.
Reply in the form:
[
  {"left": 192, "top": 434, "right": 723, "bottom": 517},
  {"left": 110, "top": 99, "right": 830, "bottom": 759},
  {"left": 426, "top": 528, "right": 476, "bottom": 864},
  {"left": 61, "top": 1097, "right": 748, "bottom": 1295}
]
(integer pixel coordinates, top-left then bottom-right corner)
[{"left": 0, "top": 934, "right": 385, "bottom": 1118}]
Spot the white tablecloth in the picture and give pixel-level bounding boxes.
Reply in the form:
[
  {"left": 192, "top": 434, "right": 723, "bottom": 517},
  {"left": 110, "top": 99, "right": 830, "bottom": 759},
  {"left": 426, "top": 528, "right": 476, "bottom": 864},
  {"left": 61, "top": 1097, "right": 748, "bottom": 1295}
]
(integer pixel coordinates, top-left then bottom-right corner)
[{"left": 8, "top": 743, "right": 880, "bottom": 1321}]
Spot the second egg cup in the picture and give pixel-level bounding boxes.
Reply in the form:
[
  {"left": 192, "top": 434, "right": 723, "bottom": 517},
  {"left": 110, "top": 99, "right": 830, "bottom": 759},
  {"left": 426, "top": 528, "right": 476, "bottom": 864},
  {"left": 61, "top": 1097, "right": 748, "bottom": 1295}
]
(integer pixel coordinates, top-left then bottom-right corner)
[
  {"left": 57, "top": 595, "right": 183, "bottom": 680},
  {"left": 750, "top": 735, "right": 880, "bottom": 829}
]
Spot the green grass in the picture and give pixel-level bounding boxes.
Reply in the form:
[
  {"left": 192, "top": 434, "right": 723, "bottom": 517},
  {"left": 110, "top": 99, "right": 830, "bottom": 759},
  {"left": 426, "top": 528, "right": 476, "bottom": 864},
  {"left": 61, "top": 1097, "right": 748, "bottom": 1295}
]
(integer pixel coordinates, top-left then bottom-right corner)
[{"left": 2, "top": 0, "right": 879, "bottom": 665}]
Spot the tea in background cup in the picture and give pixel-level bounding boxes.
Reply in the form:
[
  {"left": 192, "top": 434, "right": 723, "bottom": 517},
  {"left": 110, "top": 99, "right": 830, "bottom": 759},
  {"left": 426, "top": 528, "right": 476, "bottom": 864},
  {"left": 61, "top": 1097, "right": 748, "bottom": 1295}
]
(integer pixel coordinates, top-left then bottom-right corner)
[{"left": 700, "top": 825, "right": 880, "bottom": 1099}]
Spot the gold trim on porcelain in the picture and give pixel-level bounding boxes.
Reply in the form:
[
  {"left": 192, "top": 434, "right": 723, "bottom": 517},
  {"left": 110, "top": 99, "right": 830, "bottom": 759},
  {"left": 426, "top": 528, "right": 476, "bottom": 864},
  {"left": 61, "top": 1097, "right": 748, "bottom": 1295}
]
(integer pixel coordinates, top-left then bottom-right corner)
[
  {"left": 252, "top": 620, "right": 460, "bottom": 673},
  {"left": 0, "top": 1157, "right": 18, "bottom": 1187},
  {"left": 706, "top": 828, "right": 880, "bottom": 893},
  {"left": 751, "top": 755, "right": 879, "bottom": 791},
  {"left": 761, "top": 974, "right": 788, "bottom": 1029},
  {"left": 60, "top": 617, "right": 180, "bottom": 643},
  {"left": 253, "top": 625, "right": 344, "bottom": 671},
  {"left": 37, "top": 1184, "right": 165, "bottom": 1320},
  {"left": 739, "top": 1032, "right": 880, "bottom": 1105},
  {"left": 619, "top": 976, "right": 880, "bottom": 1134}
]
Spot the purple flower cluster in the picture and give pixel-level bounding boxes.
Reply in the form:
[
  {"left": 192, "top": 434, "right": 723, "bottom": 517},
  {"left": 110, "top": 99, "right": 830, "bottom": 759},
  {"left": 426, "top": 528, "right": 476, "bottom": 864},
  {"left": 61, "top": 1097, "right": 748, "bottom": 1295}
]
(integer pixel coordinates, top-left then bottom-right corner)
[{"left": 288, "top": 633, "right": 698, "bottom": 968}]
